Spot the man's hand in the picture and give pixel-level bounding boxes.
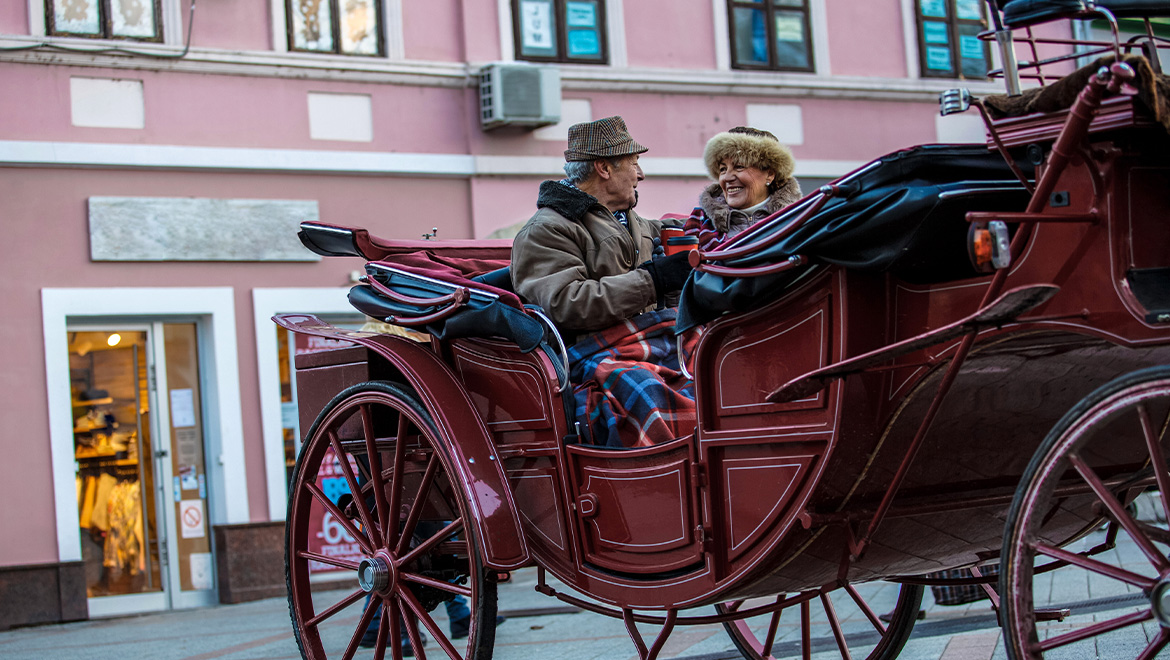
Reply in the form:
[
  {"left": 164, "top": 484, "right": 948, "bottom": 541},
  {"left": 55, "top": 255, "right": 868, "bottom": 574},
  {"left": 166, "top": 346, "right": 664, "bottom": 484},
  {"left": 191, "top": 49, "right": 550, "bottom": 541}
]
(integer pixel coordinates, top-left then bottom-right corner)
[{"left": 638, "top": 251, "right": 694, "bottom": 297}]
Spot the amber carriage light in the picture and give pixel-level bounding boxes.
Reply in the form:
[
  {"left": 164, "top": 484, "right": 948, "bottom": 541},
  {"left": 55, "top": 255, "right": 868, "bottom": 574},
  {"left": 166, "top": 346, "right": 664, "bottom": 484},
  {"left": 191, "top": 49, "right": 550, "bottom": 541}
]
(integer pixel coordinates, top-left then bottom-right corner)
[{"left": 968, "top": 220, "right": 1011, "bottom": 273}]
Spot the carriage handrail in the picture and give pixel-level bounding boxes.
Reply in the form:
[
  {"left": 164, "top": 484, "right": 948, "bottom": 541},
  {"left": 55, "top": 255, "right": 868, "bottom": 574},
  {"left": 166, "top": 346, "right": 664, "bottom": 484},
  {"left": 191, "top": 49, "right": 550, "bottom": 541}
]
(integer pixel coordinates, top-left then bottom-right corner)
[{"left": 362, "top": 266, "right": 471, "bottom": 326}]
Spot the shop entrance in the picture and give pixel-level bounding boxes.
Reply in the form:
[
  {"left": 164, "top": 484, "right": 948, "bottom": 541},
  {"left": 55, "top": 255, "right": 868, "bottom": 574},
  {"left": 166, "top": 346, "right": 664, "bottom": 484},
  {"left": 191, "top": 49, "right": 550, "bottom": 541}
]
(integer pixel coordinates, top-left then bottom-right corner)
[{"left": 68, "top": 322, "right": 217, "bottom": 615}]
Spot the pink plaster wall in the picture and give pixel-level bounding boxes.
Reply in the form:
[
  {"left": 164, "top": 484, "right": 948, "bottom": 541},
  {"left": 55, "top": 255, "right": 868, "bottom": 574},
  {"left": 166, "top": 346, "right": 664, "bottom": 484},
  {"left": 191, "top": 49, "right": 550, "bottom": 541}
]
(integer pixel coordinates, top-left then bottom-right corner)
[
  {"left": 403, "top": 0, "right": 465, "bottom": 62},
  {"left": 624, "top": 1, "right": 717, "bottom": 70},
  {"left": 0, "top": 1, "right": 27, "bottom": 34},
  {"left": 190, "top": 0, "right": 272, "bottom": 51},
  {"left": 0, "top": 63, "right": 472, "bottom": 153},
  {"left": 827, "top": 0, "right": 909, "bottom": 78},
  {"left": 0, "top": 166, "right": 473, "bottom": 565},
  {"left": 461, "top": 0, "right": 503, "bottom": 62}
]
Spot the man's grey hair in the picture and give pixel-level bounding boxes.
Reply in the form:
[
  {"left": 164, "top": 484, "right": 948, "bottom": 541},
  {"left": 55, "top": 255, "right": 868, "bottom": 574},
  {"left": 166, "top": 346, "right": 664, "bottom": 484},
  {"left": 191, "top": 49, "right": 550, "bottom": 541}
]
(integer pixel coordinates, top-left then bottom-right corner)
[{"left": 563, "top": 156, "right": 628, "bottom": 185}]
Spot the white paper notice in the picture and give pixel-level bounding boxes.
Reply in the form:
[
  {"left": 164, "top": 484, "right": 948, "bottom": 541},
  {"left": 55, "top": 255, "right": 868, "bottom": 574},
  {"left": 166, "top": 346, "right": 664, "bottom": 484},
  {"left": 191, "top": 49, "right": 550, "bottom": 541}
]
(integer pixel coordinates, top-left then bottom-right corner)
[
  {"left": 170, "top": 388, "right": 196, "bottom": 428},
  {"left": 521, "top": 1, "right": 553, "bottom": 49},
  {"left": 189, "top": 552, "right": 213, "bottom": 590},
  {"left": 179, "top": 499, "right": 205, "bottom": 539}
]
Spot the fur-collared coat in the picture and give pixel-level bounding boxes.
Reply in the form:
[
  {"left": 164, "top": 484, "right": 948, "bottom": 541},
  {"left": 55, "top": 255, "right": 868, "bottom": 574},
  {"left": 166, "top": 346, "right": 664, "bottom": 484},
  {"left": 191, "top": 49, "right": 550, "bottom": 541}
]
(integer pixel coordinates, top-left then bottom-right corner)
[
  {"left": 511, "top": 181, "right": 676, "bottom": 332},
  {"left": 683, "top": 178, "right": 803, "bottom": 249}
]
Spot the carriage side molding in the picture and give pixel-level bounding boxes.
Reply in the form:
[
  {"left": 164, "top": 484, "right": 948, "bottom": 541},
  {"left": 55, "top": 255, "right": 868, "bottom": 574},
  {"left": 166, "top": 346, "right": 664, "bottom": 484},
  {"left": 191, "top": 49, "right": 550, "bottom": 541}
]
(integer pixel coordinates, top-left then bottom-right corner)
[{"left": 272, "top": 313, "right": 530, "bottom": 570}]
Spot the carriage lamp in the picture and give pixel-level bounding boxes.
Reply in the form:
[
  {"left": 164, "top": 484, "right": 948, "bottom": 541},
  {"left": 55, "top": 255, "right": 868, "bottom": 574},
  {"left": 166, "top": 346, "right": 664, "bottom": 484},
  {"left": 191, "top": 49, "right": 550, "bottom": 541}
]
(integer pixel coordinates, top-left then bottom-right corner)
[
  {"left": 940, "top": 88, "right": 972, "bottom": 116},
  {"left": 968, "top": 220, "right": 1011, "bottom": 272}
]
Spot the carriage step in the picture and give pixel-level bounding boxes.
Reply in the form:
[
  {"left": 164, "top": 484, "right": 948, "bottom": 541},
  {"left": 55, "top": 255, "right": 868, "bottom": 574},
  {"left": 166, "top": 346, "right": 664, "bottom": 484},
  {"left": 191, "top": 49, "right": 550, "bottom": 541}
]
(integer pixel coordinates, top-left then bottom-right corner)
[{"left": 1035, "top": 607, "right": 1071, "bottom": 621}]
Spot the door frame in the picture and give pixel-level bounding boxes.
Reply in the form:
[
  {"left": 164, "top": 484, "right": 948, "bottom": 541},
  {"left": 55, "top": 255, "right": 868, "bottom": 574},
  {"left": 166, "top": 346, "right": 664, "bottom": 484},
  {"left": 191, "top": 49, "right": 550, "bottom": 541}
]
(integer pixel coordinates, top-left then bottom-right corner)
[
  {"left": 252, "top": 287, "right": 353, "bottom": 522},
  {"left": 42, "top": 288, "right": 248, "bottom": 589}
]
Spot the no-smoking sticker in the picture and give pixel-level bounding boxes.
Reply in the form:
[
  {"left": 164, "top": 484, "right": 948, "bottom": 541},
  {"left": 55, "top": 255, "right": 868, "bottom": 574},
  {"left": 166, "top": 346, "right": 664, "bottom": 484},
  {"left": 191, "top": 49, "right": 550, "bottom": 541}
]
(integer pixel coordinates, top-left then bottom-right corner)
[{"left": 180, "top": 499, "right": 205, "bottom": 539}]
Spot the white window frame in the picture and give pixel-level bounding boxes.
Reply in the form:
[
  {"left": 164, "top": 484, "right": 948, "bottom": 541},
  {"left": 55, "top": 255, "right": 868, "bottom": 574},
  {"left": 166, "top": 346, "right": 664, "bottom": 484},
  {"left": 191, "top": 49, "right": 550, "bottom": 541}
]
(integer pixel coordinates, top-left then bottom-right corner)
[
  {"left": 270, "top": 0, "right": 405, "bottom": 58},
  {"left": 497, "top": 0, "right": 628, "bottom": 66},
  {"left": 711, "top": 0, "right": 830, "bottom": 74},
  {"left": 42, "top": 287, "right": 248, "bottom": 562},
  {"left": 31, "top": 0, "right": 184, "bottom": 45},
  {"left": 253, "top": 287, "right": 355, "bottom": 521}
]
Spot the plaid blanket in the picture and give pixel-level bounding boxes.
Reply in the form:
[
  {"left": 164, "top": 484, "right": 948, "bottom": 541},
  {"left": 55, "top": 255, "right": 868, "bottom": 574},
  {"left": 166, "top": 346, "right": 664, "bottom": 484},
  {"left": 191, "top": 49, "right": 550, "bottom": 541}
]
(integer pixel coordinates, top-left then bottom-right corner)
[{"left": 568, "top": 309, "right": 700, "bottom": 448}]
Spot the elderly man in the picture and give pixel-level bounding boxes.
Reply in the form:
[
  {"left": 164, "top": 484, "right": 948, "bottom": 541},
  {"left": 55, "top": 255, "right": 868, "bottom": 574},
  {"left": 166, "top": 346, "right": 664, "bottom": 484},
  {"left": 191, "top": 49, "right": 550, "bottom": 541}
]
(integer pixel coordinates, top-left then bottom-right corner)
[
  {"left": 511, "top": 115, "right": 692, "bottom": 334},
  {"left": 511, "top": 116, "right": 696, "bottom": 448}
]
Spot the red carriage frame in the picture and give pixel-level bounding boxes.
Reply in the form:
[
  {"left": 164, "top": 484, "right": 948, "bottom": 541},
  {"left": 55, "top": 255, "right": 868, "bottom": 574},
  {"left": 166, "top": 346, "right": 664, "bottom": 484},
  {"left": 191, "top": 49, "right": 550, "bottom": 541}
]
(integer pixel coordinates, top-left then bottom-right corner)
[{"left": 276, "top": 3, "right": 1170, "bottom": 659}]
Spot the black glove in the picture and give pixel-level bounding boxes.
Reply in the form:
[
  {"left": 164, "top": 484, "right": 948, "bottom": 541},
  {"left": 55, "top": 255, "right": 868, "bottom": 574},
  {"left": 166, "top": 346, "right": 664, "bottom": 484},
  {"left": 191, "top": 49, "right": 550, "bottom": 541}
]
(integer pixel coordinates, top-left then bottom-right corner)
[{"left": 638, "top": 251, "right": 694, "bottom": 298}]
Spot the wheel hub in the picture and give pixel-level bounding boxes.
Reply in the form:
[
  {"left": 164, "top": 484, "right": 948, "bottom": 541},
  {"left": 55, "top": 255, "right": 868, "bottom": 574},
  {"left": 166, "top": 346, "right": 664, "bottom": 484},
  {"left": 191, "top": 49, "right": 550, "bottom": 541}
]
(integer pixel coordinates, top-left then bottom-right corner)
[
  {"left": 357, "top": 553, "right": 396, "bottom": 594},
  {"left": 1150, "top": 577, "right": 1170, "bottom": 627}
]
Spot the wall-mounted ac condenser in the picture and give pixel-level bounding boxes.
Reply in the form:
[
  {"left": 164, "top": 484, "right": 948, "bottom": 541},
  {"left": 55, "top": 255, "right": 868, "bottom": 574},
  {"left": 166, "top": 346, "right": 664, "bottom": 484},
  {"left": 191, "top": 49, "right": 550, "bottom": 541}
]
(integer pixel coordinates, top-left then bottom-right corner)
[{"left": 479, "top": 63, "right": 561, "bottom": 130}]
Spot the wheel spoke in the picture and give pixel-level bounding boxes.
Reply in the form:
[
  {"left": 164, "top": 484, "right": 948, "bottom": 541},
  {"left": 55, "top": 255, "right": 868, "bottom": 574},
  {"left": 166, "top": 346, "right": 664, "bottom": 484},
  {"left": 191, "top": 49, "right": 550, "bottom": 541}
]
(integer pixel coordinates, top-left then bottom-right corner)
[
  {"left": 1033, "top": 541, "right": 1156, "bottom": 588},
  {"left": 296, "top": 550, "right": 360, "bottom": 571},
  {"left": 1137, "top": 403, "right": 1170, "bottom": 527},
  {"left": 306, "top": 588, "right": 366, "bottom": 628},
  {"left": 306, "top": 480, "right": 374, "bottom": 555},
  {"left": 372, "top": 604, "right": 390, "bottom": 660},
  {"left": 396, "top": 454, "right": 441, "bottom": 557},
  {"left": 398, "top": 518, "right": 464, "bottom": 569},
  {"left": 1037, "top": 608, "right": 1152, "bottom": 652},
  {"left": 361, "top": 403, "right": 393, "bottom": 549},
  {"left": 400, "top": 585, "right": 463, "bottom": 660},
  {"left": 1070, "top": 454, "right": 1170, "bottom": 572},
  {"left": 844, "top": 582, "right": 886, "bottom": 634},
  {"left": 329, "top": 429, "right": 381, "bottom": 549},
  {"left": 342, "top": 593, "right": 383, "bottom": 660},
  {"left": 818, "top": 592, "right": 851, "bottom": 660},
  {"left": 389, "top": 598, "right": 404, "bottom": 660},
  {"left": 400, "top": 571, "right": 473, "bottom": 598},
  {"left": 384, "top": 411, "right": 410, "bottom": 550},
  {"left": 762, "top": 595, "right": 783, "bottom": 657},
  {"left": 1137, "top": 628, "right": 1170, "bottom": 660}
]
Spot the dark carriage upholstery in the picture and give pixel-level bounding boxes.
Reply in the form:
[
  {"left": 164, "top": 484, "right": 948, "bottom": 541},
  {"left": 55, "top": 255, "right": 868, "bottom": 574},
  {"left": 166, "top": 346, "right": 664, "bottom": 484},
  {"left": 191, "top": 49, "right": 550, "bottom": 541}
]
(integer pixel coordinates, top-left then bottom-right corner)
[
  {"left": 348, "top": 254, "right": 547, "bottom": 352},
  {"left": 1001, "top": 0, "right": 1170, "bottom": 27},
  {"left": 676, "top": 144, "right": 1034, "bottom": 331}
]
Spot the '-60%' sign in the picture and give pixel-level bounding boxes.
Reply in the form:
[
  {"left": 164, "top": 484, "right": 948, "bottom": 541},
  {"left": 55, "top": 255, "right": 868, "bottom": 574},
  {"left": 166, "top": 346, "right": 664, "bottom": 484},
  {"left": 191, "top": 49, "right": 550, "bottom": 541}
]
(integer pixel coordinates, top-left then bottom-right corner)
[{"left": 307, "top": 447, "right": 364, "bottom": 574}]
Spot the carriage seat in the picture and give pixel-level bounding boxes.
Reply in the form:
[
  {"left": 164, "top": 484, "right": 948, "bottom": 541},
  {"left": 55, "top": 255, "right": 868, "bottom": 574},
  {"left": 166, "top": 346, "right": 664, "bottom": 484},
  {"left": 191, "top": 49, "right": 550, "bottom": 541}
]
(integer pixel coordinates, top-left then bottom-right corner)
[{"left": 1001, "top": 0, "right": 1170, "bottom": 28}]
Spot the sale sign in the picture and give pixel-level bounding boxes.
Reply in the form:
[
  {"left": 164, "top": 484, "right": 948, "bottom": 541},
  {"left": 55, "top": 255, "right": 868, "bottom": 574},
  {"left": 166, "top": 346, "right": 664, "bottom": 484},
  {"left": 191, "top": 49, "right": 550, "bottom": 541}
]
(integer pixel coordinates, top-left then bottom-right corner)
[{"left": 307, "top": 447, "right": 366, "bottom": 573}]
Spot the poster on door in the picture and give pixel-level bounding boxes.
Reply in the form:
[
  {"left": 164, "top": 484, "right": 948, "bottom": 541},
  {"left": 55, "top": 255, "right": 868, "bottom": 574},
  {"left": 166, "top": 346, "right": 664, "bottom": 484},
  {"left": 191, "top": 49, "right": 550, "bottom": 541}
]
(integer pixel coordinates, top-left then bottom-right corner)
[
  {"left": 179, "top": 499, "right": 206, "bottom": 539},
  {"left": 307, "top": 447, "right": 366, "bottom": 574}
]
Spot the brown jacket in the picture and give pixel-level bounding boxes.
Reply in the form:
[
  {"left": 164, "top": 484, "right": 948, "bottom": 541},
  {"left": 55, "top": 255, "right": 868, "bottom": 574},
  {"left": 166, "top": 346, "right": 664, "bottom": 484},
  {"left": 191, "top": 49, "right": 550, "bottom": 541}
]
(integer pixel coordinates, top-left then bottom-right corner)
[{"left": 511, "top": 181, "right": 670, "bottom": 332}]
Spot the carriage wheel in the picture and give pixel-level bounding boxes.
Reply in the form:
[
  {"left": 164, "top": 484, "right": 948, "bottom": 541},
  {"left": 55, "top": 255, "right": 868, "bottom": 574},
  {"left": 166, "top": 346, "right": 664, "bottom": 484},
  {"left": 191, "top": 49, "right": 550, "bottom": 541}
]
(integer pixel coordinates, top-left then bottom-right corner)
[
  {"left": 717, "top": 582, "right": 923, "bottom": 660},
  {"left": 286, "top": 381, "right": 497, "bottom": 660},
  {"left": 1001, "top": 366, "right": 1170, "bottom": 660}
]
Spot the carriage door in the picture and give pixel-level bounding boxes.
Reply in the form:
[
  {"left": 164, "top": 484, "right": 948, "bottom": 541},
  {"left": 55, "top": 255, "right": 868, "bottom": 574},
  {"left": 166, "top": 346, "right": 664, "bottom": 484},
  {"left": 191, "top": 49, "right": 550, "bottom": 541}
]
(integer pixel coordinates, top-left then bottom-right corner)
[{"left": 69, "top": 322, "right": 216, "bottom": 616}]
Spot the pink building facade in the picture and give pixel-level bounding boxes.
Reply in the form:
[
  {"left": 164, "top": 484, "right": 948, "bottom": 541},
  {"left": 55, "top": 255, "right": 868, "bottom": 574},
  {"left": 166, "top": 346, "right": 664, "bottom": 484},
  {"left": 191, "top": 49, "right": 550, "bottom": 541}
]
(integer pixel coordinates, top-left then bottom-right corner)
[{"left": 0, "top": 0, "right": 1021, "bottom": 628}]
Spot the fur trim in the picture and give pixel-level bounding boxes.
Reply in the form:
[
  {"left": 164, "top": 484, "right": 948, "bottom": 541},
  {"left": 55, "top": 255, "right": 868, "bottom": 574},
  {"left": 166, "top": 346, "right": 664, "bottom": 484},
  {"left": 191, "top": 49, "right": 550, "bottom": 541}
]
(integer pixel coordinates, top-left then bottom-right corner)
[{"left": 703, "top": 132, "right": 796, "bottom": 181}]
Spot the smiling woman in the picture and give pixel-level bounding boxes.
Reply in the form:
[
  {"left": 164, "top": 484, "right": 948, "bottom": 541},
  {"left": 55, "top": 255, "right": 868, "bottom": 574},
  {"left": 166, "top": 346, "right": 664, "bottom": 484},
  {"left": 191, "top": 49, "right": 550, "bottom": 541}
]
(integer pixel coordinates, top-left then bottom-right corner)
[{"left": 681, "top": 126, "right": 803, "bottom": 249}]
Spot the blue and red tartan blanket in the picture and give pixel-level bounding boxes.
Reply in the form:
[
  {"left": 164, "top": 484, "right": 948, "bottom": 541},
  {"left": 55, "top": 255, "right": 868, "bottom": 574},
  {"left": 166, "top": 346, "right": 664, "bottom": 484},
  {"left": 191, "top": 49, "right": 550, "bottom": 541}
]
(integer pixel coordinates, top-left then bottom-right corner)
[{"left": 568, "top": 309, "right": 700, "bottom": 448}]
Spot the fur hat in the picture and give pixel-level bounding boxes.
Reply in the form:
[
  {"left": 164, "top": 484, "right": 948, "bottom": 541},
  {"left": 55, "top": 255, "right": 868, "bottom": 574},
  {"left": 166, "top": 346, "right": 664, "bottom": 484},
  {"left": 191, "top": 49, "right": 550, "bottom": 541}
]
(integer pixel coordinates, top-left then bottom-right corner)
[{"left": 703, "top": 127, "right": 796, "bottom": 182}]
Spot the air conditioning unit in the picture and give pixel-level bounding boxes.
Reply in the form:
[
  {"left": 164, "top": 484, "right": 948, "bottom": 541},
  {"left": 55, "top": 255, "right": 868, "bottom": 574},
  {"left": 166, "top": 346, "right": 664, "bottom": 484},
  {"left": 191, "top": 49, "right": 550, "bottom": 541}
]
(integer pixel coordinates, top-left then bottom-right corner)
[{"left": 479, "top": 63, "right": 561, "bottom": 130}]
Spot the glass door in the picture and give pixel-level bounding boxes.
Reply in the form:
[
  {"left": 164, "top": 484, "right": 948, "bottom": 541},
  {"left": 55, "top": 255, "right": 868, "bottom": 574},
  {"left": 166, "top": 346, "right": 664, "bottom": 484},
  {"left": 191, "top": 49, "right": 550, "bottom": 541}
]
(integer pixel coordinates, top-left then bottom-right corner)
[
  {"left": 69, "top": 322, "right": 217, "bottom": 615},
  {"left": 154, "top": 322, "right": 217, "bottom": 610}
]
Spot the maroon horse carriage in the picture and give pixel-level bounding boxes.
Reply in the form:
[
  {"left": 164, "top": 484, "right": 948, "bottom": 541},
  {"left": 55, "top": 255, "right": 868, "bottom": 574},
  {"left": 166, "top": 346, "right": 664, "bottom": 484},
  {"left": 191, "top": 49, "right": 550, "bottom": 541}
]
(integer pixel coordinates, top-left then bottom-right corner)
[{"left": 275, "top": 2, "right": 1170, "bottom": 658}]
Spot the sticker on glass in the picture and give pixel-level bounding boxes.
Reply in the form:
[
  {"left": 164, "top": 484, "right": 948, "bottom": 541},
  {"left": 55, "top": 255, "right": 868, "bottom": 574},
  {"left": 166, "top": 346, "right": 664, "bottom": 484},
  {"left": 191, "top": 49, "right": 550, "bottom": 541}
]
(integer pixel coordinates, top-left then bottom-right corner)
[
  {"left": 521, "top": 1, "right": 554, "bottom": 49},
  {"left": 926, "top": 45, "right": 953, "bottom": 70},
  {"left": 956, "top": 0, "right": 984, "bottom": 20},
  {"left": 920, "top": 0, "right": 947, "bottom": 18},
  {"left": 960, "top": 34, "right": 984, "bottom": 60},
  {"left": 180, "top": 499, "right": 206, "bottom": 539},
  {"left": 774, "top": 15, "right": 805, "bottom": 43},
  {"left": 566, "top": 1, "right": 596, "bottom": 27},
  {"left": 568, "top": 29, "right": 600, "bottom": 56},
  {"left": 924, "top": 21, "right": 949, "bottom": 45}
]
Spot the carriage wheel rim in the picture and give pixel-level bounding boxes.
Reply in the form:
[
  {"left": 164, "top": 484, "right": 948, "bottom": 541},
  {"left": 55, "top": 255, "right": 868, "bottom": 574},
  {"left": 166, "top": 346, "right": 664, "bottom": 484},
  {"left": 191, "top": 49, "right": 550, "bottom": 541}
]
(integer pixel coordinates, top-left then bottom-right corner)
[
  {"left": 1003, "top": 370, "right": 1170, "bottom": 659},
  {"left": 286, "top": 382, "right": 496, "bottom": 660}
]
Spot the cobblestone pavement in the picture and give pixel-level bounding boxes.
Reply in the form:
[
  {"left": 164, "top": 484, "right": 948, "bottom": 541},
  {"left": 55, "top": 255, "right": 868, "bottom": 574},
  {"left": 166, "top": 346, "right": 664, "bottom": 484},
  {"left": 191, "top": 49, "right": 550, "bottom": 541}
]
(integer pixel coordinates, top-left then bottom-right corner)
[{"left": 1, "top": 495, "right": 1164, "bottom": 660}]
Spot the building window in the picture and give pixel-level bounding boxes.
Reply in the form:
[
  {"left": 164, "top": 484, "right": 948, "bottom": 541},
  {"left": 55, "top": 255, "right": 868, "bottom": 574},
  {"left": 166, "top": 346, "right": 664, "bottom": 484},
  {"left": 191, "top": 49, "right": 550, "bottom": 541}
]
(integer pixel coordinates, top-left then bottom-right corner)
[
  {"left": 512, "top": 0, "right": 608, "bottom": 64},
  {"left": 916, "top": 0, "right": 991, "bottom": 78},
  {"left": 727, "top": 0, "right": 814, "bottom": 72},
  {"left": 286, "top": 0, "right": 383, "bottom": 56},
  {"left": 46, "top": 0, "right": 162, "bottom": 41}
]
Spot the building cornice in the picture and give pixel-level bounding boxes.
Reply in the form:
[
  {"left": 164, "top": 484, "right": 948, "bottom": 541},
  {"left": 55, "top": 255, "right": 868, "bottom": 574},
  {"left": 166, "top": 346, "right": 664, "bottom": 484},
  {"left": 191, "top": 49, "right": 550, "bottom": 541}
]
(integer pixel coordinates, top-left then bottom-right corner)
[
  {"left": 0, "top": 140, "right": 865, "bottom": 179},
  {"left": 0, "top": 35, "right": 1003, "bottom": 101}
]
